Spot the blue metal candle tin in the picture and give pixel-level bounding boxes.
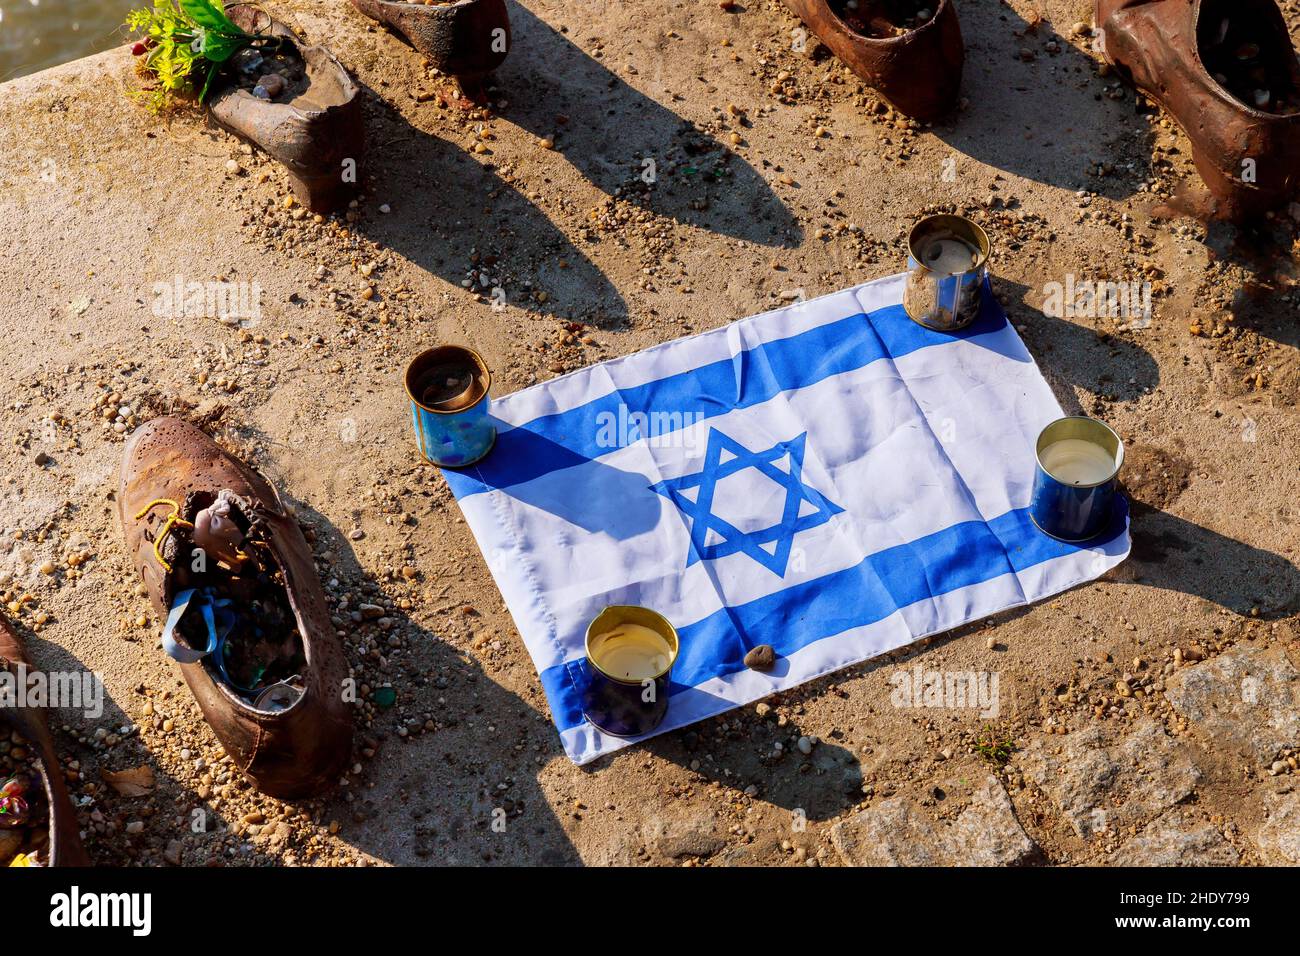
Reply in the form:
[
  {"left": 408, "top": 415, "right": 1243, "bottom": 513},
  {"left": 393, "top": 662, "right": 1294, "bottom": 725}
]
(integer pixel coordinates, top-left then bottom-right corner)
[
  {"left": 903, "top": 214, "right": 991, "bottom": 332},
  {"left": 1029, "top": 417, "right": 1125, "bottom": 542},
  {"left": 404, "top": 345, "right": 496, "bottom": 468},
  {"left": 581, "top": 606, "right": 679, "bottom": 738}
]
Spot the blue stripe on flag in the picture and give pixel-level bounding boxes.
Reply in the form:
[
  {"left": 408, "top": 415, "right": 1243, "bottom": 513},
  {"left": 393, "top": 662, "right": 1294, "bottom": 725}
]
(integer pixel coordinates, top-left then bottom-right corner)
[
  {"left": 445, "top": 295, "right": 1008, "bottom": 499},
  {"left": 537, "top": 501, "right": 1126, "bottom": 733}
]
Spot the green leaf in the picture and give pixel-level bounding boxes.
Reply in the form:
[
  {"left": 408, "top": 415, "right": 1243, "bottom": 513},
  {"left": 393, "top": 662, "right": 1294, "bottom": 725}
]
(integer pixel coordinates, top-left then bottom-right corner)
[
  {"left": 126, "top": 0, "right": 257, "bottom": 110},
  {"left": 200, "top": 29, "right": 247, "bottom": 63},
  {"left": 198, "top": 59, "right": 221, "bottom": 102},
  {"left": 180, "top": 0, "right": 240, "bottom": 34}
]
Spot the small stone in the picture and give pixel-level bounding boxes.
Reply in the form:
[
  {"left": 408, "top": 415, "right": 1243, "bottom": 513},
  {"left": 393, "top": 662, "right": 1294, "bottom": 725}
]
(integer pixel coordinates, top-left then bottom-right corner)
[
  {"left": 797, "top": 735, "right": 814, "bottom": 755},
  {"left": 33, "top": 451, "right": 51, "bottom": 466},
  {"left": 224, "top": 159, "right": 242, "bottom": 176},
  {"left": 125, "top": 820, "right": 145, "bottom": 835},
  {"left": 379, "top": 203, "right": 392, "bottom": 214},
  {"left": 257, "top": 73, "right": 285, "bottom": 98},
  {"left": 744, "top": 644, "right": 776, "bottom": 670},
  {"left": 163, "top": 839, "right": 183, "bottom": 865}
]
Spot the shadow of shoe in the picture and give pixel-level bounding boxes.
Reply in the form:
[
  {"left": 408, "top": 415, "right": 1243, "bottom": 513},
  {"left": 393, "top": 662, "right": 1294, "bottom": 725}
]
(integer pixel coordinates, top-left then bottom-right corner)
[
  {"left": 347, "top": 84, "right": 629, "bottom": 328},
  {"left": 494, "top": 2, "right": 802, "bottom": 248},
  {"left": 926, "top": 6, "right": 1156, "bottom": 200},
  {"left": 280, "top": 496, "right": 583, "bottom": 865},
  {"left": 10, "top": 632, "right": 207, "bottom": 866}
]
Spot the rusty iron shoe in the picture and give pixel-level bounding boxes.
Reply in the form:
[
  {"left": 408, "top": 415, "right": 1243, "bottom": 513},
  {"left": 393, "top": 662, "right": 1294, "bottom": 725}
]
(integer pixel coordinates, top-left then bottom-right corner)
[
  {"left": 1096, "top": 0, "right": 1300, "bottom": 219},
  {"left": 349, "top": 0, "right": 511, "bottom": 100},
  {"left": 206, "top": 5, "right": 364, "bottom": 213},
  {"left": 780, "top": 0, "right": 964, "bottom": 121},
  {"left": 0, "top": 615, "right": 90, "bottom": 866},
  {"left": 117, "top": 417, "right": 353, "bottom": 800}
]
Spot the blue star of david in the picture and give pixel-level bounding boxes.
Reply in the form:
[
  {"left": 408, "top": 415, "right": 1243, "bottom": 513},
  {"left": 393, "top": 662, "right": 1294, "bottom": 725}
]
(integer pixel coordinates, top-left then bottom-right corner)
[{"left": 650, "top": 429, "right": 843, "bottom": 576}]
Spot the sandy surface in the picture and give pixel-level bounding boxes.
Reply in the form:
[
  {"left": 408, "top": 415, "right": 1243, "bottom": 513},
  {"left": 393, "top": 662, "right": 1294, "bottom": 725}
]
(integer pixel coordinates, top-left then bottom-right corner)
[{"left": 0, "top": 0, "right": 1297, "bottom": 866}]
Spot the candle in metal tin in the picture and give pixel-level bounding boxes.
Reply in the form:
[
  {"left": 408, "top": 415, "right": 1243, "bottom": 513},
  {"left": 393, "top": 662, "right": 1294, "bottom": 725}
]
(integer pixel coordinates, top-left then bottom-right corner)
[
  {"left": 404, "top": 344, "right": 496, "bottom": 468},
  {"left": 903, "top": 214, "right": 991, "bottom": 331},
  {"left": 1029, "top": 417, "right": 1124, "bottom": 542},
  {"left": 582, "top": 606, "right": 679, "bottom": 738}
]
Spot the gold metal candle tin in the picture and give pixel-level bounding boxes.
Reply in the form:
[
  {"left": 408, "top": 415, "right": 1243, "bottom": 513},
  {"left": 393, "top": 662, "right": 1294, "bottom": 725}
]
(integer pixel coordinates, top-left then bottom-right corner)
[{"left": 582, "top": 605, "right": 679, "bottom": 737}]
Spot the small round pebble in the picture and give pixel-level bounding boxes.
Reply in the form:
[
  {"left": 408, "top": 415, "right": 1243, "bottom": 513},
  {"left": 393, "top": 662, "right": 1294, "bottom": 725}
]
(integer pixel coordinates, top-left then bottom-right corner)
[{"left": 257, "top": 73, "right": 286, "bottom": 98}]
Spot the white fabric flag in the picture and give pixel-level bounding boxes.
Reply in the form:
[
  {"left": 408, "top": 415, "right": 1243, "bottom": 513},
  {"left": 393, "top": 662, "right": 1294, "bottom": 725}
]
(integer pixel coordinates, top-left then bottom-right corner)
[{"left": 444, "top": 274, "right": 1130, "bottom": 764}]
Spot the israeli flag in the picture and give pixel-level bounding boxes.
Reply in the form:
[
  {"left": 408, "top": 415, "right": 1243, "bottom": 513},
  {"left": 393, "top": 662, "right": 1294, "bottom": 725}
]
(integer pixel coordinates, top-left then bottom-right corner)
[{"left": 445, "top": 274, "right": 1130, "bottom": 764}]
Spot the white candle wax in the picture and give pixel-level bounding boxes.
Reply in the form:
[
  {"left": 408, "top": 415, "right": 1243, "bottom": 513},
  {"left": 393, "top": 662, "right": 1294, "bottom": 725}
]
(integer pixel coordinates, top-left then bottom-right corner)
[
  {"left": 589, "top": 623, "right": 673, "bottom": 681},
  {"left": 1040, "top": 438, "right": 1116, "bottom": 485},
  {"left": 920, "top": 237, "right": 978, "bottom": 275}
]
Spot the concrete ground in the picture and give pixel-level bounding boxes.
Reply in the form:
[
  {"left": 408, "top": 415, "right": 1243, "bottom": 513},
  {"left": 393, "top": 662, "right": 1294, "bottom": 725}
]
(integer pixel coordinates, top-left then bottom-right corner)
[{"left": 0, "top": 0, "right": 1297, "bottom": 866}]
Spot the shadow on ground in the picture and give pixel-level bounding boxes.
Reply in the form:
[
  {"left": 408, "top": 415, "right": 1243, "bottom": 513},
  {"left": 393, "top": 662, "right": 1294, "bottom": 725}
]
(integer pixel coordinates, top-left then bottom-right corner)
[
  {"left": 287, "top": 497, "right": 582, "bottom": 866},
  {"left": 1125, "top": 498, "right": 1300, "bottom": 620},
  {"left": 993, "top": 275, "right": 1161, "bottom": 406},
  {"left": 496, "top": 2, "right": 801, "bottom": 248},
  {"left": 929, "top": 6, "right": 1155, "bottom": 200},
  {"left": 13, "top": 632, "right": 198, "bottom": 867},
  {"left": 644, "top": 716, "right": 863, "bottom": 823},
  {"left": 350, "top": 85, "right": 630, "bottom": 328}
]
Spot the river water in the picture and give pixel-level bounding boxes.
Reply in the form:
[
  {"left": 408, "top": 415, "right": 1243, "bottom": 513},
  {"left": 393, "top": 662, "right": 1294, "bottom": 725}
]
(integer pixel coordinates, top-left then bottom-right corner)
[{"left": 1, "top": 0, "right": 137, "bottom": 82}]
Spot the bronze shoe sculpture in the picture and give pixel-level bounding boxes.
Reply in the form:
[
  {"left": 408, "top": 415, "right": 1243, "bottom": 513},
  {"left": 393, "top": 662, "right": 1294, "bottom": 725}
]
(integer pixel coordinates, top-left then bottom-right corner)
[
  {"left": 207, "top": 5, "right": 364, "bottom": 212},
  {"left": 117, "top": 417, "right": 353, "bottom": 800},
  {"left": 781, "top": 0, "right": 964, "bottom": 121},
  {"left": 350, "top": 0, "right": 511, "bottom": 100},
  {"left": 1096, "top": 0, "right": 1300, "bottom": 219},
  {"left": 0, "top": 614, "right": 89, "bottom": 866}
]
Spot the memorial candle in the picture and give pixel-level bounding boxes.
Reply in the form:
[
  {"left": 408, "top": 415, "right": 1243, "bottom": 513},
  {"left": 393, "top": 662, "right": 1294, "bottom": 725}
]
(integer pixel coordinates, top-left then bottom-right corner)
[
  {"left": 588, "top": 624, "right": 674, "bottom": 682},
  {"left": 920, "top": 236, "right": 979, "bottom": 275},
  {"left": 1038, "top": 437, "right": 1119, "bottom": 486},
  {"left": 582, "top": 606, "right": 679, "bottom": 737},
  {"left": 1029, "top": 417, "right": 1124, "bottom": 542}
]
